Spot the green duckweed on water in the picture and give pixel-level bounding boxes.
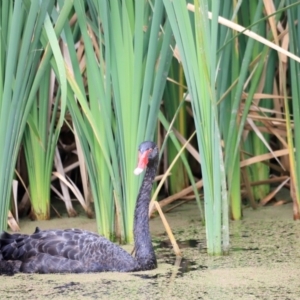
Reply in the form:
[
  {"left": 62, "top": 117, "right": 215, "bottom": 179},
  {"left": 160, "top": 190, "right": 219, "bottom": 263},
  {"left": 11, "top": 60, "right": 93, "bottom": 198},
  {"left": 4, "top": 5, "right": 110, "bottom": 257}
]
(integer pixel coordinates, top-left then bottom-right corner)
[{"left": 1, "top": 201, "right": 300, "bottom": 299}]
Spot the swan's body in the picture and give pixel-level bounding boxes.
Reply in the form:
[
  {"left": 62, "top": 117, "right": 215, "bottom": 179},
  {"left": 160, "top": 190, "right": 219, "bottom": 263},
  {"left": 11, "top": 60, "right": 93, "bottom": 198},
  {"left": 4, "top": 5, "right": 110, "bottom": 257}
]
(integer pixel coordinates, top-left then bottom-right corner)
[{"left": 0, "top": 141, "right": 159, "bottom": 274}]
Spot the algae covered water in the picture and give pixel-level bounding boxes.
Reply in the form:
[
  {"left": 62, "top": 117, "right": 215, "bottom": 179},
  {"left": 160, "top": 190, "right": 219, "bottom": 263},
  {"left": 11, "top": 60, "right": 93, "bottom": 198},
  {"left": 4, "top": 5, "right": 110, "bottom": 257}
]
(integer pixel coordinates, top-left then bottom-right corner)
[{"left": 1, "top": 202, "right": 300, "bottom": 299}]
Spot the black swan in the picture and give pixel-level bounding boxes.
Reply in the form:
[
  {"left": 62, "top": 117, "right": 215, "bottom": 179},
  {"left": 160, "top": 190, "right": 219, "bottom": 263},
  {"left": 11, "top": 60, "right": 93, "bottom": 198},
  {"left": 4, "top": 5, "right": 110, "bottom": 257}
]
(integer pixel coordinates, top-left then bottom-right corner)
[{"left": 0, "top": 141, "right": 158, "bottom": 274}]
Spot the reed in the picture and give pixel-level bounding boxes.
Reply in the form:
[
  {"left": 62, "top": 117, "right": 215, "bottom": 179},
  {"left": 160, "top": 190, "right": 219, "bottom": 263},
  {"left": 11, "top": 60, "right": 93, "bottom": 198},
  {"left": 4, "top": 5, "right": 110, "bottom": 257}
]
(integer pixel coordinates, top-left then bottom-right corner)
[
  {"left": 65, "top": 0, "right": 174, "bottom": 242},
  {"left": 164, "top": 0, "right": 229, "bottom": 254},
  {"left": 286, "top": 2, "right": 300, "bottom": 218},
  {"left": 164, "top": 60, "right": 189, "bottom": 195},
  {"left": 0, "top": 1, "right": 71, "bottom": 230}
]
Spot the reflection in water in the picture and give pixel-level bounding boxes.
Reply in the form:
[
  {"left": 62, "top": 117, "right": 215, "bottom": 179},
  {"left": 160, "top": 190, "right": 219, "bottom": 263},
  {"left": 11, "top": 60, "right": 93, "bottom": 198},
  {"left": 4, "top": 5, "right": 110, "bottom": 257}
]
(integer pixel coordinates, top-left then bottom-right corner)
[
  {"left": 158, "top": 238, "right": 205, "bottom": 250},
  {"left": 154, "top": 239, "right": 208, "bottom": 276},
  {"left": 174, "top": 257, "right": 208, "bottom": 276},
  {"left": 156, "top": 238, "right": 261, "bottom": 277}
]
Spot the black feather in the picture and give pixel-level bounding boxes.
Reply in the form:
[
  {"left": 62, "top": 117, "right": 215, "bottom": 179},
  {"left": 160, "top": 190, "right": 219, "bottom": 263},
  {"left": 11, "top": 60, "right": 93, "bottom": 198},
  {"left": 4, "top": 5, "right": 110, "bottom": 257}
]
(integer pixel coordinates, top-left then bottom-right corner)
[{"left": 0, "top": 141, "right": 158, "bottom": 274}]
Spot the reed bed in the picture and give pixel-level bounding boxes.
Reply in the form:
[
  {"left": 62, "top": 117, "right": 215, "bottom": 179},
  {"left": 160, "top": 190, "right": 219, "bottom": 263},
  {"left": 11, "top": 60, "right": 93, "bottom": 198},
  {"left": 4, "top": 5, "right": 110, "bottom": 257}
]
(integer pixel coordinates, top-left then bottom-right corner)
[{"left": 0, "top": 0, "right": 300, "bottom": 254}]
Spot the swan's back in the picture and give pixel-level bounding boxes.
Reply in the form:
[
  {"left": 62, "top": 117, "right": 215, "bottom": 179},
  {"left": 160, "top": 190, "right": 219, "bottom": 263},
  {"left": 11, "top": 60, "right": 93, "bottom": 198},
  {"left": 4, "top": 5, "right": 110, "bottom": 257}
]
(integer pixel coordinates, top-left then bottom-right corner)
[
  {"left": 0, "top": 141, "right": 159, "bottom": 275},
  {"left": 0, "top": 227, "right": 140, "bottom": 274}
]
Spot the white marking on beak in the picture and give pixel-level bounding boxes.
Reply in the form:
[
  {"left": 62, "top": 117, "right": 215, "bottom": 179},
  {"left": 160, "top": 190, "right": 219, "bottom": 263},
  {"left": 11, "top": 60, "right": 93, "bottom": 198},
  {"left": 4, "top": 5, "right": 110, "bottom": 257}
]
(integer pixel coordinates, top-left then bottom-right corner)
[{"left": 134, "top": 167, "right": 144, "bottom": 175}]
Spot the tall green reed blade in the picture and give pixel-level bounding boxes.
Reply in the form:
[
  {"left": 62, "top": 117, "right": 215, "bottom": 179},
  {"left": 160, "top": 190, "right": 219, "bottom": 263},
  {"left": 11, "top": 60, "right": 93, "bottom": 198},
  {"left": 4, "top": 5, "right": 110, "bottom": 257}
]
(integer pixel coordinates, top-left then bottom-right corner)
[
  {"left": 286, "top": 2, "right": 300, "bottom": 219},
  {"left": 164, "top": 60, "right": 189, "bottom": 195},
  {"left": 245, "top": 1, "right": 266, "bottom": 202},
  {"left": 253, "top": 50, "right": 276, "bottom": 200},
  {"left": 217, "top": 0, "right": 242, "bottom": 220},
  {"left": 23, "top": 66, "right": 54, "bottom": 220},
  {"left": 240, "top": 0, "right": 273, "bottom": 203},
  {"left": 21, "top": 2, "right": 71, "bottom": 221},
  {"left": 0, "top": 1, "right": 58, "bottom": 230},
  {"left": 164, "top": 0, "right": 229, "bottom": 254},
  {"left": 222, "top": 1, "right": 264, "bottom": 219},
  {"left": 158, "top": 109, "right": 204, "bottom": 221},
  {"left": 23, "top": 72, "right": 65, "bottom": 220},
  {"left": 68, "top": 0, "right": 174, "bottom": 242},
  {"left": 66, "top": 0, "right": 118, "bottom": 240}
]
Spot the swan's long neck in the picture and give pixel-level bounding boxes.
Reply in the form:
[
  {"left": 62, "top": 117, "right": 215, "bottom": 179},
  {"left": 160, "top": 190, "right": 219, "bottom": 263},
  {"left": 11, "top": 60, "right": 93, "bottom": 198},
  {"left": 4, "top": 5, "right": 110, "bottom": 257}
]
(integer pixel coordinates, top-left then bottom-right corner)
[{"left": 133, "top": 157, "right": 158, "bottom": 270}]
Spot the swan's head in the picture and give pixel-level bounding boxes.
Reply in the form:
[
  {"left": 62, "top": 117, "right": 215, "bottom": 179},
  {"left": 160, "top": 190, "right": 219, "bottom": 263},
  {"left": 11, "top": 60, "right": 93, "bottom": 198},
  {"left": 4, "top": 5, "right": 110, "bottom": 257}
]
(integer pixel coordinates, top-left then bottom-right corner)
[{"left": 134, "top": 141, "right": 158, "bottom": 175}]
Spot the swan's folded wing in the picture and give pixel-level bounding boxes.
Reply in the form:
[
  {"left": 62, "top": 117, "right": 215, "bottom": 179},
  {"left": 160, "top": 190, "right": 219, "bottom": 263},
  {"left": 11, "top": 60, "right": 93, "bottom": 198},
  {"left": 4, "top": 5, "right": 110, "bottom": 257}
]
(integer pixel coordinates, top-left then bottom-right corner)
[
  {"left": 26, "top": 229, "right": 97, "bottom": 260},
  {"left": 0, "top": 229, "right": 91, "bottom": 261},
  {"left": 0, "top": 232, "right": 31, "bottom": 260},
  {"left": 1, "top": 228, "right": 141, "bottom": 273}
]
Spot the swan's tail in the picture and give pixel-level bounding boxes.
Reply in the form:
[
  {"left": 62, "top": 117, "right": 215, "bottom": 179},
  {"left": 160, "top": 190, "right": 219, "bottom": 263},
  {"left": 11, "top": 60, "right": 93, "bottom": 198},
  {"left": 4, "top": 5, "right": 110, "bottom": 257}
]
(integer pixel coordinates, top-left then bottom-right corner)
[
  {"left": 0, "top": 250, "right": 20, "bottom": 275},
  {"left": 0, "top": 259, "right": 18, "bottom": 276},
  {"left": 0, "top": 230, "right": 28, "bottom": 276}
]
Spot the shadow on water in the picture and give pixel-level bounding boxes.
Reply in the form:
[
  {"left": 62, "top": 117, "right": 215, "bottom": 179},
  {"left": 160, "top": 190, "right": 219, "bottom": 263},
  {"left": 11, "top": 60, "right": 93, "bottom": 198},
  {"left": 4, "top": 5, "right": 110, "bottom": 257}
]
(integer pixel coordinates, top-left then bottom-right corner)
[
  {"left": 158, "top": 238, "right": 204, "bottom": 250},
  {"left": 151, "top": 239, "right": 208, "bottom": 278},
  {"left": 152, "top": 238, "right": 261, "bottom": 279}
]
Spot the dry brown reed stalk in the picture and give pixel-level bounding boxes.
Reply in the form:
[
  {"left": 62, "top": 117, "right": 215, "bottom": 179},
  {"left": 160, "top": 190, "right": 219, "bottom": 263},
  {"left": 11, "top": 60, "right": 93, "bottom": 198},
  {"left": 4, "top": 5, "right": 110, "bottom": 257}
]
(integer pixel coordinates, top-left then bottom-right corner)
[
  {"left": 153, "top": 201, "right": 181, "bottom": 257},
  {"left": 150, "top": 180, "right": 203, "bottom": 216}
]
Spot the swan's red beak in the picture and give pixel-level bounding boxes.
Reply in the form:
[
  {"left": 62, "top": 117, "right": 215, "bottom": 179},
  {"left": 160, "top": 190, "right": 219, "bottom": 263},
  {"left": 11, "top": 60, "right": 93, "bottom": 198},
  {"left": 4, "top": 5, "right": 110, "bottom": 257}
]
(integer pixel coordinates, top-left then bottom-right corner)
[{"left": 134, "top": 149, "right": 151, "bottom": 175}]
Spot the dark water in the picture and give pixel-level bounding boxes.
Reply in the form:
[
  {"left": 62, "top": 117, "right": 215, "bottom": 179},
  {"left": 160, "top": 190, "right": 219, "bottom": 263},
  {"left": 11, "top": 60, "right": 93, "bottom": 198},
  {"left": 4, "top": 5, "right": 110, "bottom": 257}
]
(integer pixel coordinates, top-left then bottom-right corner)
[
  {"left": 154, "top": 239, "right": 207, "bottom": 276},
  {"left": 2, "top": 203, "right": 300, "bottom": 299}
]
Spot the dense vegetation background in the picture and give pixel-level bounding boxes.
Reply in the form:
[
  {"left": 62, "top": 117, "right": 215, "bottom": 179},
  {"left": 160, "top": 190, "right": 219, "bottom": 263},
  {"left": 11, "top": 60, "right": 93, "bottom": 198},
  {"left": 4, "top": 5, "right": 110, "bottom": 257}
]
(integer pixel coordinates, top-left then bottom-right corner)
[{"left": 1, "top": 0, "right": 300, "bottom": 255}]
